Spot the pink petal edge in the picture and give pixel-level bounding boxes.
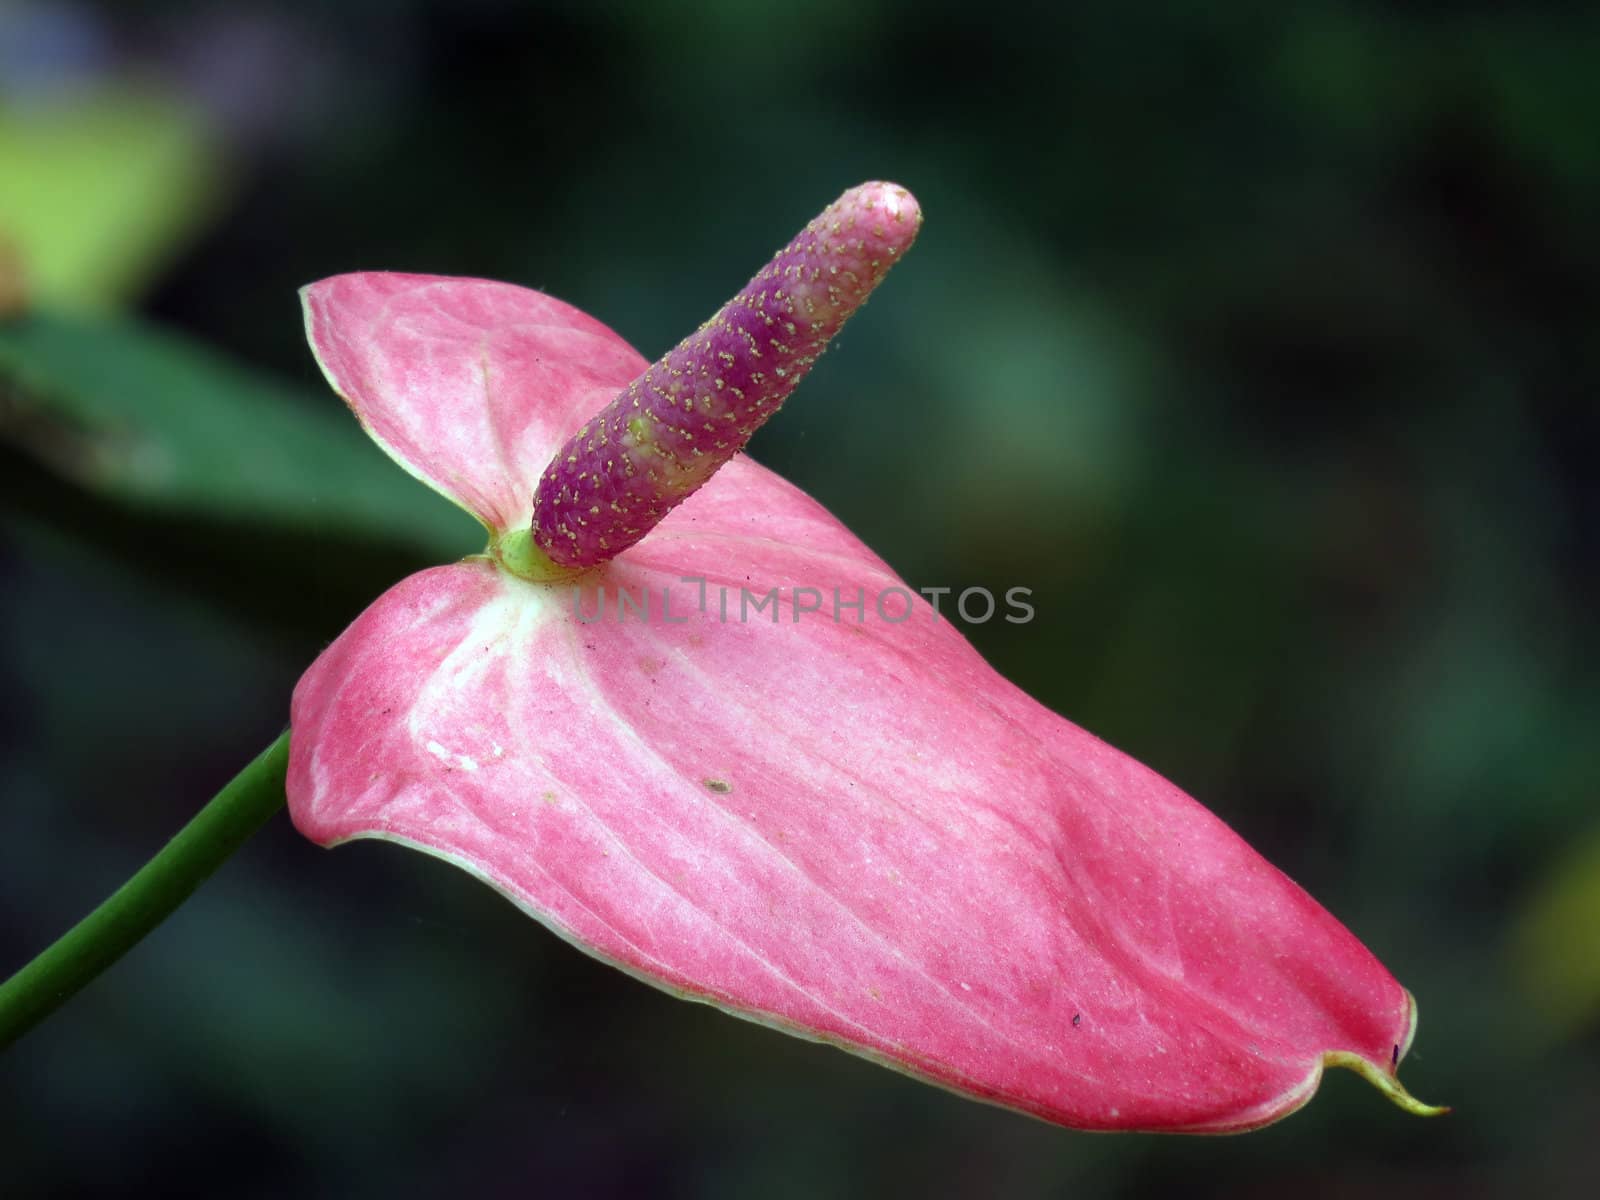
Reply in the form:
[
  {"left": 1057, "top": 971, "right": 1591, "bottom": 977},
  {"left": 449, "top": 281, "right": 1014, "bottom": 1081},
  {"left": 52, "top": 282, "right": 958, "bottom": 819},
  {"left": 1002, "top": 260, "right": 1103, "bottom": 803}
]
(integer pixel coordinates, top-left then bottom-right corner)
[
  {"left": 301, "top": 272, "right": 648, "bottom": 533},
  {"left": 289, "top": 273, "right": 1437, "bottom": 1131}
]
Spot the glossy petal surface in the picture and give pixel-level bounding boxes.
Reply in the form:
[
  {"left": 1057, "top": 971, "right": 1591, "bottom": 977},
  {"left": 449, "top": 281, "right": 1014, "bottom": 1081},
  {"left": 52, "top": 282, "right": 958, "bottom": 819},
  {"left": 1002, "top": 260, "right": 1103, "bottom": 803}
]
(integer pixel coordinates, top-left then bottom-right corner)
[
  {"left": 288, "top": 274, "right": 1425, "bottom": 1131},
  {"left": 302, "top": 272, "right": 647, "bottom": 532}
]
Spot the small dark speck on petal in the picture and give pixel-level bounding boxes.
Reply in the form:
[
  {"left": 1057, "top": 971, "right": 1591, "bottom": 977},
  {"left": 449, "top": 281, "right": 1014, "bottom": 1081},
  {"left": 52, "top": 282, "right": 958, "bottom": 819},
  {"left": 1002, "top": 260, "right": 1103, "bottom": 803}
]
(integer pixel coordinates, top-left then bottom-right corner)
[{"left": 704, "top": 778, "right": 732, "bottom": 794}]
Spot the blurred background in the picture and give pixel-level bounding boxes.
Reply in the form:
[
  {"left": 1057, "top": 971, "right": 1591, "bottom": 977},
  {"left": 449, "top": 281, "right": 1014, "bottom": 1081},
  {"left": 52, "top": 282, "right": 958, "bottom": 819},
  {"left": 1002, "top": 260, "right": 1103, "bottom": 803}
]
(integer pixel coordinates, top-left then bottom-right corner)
[{"left": 2, "top": 1, "right": 1595, "bottom": 1196}]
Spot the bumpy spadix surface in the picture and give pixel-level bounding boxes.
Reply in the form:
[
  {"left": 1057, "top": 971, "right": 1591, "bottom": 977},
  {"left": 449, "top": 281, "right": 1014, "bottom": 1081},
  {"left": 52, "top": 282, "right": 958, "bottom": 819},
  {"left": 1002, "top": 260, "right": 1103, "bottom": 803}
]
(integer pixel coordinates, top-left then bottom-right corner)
[
  {"left": 532, "top": 182, "right": 919, "bottom": 566},
  {"left": 291, "top": 254, "right": 1434, "bottom": 1131}
]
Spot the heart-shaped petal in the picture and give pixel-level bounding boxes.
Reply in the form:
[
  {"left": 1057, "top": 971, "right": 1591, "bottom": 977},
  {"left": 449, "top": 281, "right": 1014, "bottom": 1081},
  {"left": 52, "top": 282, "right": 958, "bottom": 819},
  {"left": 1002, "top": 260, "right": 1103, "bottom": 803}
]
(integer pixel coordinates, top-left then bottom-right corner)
[
  {"left": 301, "top": 272, "right": 648, "bottom": 533},
  {"left": 288, "top": 268, "right": 1438, "bottom": 1131},
  {"left": 290, "top": 465, "right": 1428, "bottom": 1132}
]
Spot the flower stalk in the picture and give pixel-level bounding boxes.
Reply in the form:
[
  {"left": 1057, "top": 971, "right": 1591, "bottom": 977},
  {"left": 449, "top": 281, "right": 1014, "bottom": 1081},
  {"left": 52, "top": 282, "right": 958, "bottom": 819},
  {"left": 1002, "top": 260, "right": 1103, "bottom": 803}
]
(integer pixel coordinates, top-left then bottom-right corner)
[{"left": 0, "top": 731, "right": 289, "bottom": 1050}]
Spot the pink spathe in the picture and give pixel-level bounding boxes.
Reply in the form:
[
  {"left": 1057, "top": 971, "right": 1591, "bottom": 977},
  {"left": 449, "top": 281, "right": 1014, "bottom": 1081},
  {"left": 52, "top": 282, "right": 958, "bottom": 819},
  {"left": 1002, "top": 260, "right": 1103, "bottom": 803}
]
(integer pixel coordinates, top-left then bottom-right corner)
[{"left": 288, "top": 187, "right": 1437, "bottom": 1132}]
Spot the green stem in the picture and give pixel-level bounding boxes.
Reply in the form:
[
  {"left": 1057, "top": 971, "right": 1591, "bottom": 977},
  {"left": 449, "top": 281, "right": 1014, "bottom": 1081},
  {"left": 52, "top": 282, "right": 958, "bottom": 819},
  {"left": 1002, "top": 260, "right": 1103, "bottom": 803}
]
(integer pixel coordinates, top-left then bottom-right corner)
[{"left": 0, "top": 729, "right": 290, "bottom": 1051}]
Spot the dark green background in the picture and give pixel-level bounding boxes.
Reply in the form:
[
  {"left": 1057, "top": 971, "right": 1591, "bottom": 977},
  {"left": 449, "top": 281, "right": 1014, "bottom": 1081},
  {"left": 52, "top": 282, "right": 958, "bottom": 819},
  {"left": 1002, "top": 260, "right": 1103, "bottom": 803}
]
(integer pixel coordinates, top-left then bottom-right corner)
[{"left": 3, "top": 2, "right": 1595, "bottom": 1196}]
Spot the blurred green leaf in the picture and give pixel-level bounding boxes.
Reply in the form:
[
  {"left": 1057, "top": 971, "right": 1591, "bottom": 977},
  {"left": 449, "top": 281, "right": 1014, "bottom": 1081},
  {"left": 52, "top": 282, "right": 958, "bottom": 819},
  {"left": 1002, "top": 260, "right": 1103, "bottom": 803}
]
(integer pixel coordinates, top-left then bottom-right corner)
[
  {"left": 0, "top": 309, "right": 480, "bottom": 634},
  {"left": 0, "top": 86, "right": 226, "bottom": 312},
  {"left": 0, "top": 309, "right": 475, "bottom": 549},
  {"left": 1512, "top": 822, "right": 1600, "bottom": 1038}
]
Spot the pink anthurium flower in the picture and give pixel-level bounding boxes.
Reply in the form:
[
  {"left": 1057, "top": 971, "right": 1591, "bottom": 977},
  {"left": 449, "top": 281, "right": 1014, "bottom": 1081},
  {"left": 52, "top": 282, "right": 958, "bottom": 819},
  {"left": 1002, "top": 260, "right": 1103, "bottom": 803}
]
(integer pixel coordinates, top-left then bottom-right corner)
[{"left": 287, "top": 183, "right": 1442, "bottom": 1131}]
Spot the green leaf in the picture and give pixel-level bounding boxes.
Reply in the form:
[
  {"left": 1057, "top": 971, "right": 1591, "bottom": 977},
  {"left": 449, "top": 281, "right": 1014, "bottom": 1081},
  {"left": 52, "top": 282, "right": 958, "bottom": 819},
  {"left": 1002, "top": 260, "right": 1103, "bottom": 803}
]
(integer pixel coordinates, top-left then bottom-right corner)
[
  {"left": 0, "top": 86, "right": 225, "bottom": 312},
  {"left": 1513, "top": 823, "right": 1600, "bottom": 1038},
  {"left": 2, "top": 309, "right": 473, "bottom": 545},
  {"left": 0, "top": 310, "right": 481, "bottom": 633}
]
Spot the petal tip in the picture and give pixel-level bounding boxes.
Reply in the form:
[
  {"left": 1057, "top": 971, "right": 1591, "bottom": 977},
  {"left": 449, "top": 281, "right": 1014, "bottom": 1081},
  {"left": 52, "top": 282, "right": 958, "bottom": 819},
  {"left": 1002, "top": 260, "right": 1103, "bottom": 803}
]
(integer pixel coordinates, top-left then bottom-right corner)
[
  {"left": 1322, "top": 1050, "right": 1450, "bottom": 1118},
  {"left": 1319, "top": 988, "right": 1448, "bottom": 1118}
]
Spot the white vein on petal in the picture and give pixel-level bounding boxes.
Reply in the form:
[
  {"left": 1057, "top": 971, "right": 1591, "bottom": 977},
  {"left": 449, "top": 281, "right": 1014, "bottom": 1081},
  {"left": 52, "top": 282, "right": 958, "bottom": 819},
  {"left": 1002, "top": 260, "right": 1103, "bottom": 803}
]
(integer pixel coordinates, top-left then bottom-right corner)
[
  {"left": 313, "top": 574, "right": 678, "bottom": 977},
  {"left": 376, "top": 569, "right": 871, "bottom": 1033},
  {"left": 612, "top": 604, "right": 1062, "bottom": 1072},
  {"left": 548, "top": 614, "right": 882, "bottom": 1039},
  {"left": 550, "top": 624, "right": 1048, "bottom": 1070}
]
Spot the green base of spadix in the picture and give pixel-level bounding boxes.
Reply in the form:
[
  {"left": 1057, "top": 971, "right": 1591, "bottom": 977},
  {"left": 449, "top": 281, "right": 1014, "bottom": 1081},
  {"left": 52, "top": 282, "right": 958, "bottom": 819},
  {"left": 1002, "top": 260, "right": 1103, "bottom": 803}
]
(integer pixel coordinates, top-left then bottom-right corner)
[{"left": 491, "top": 526, "right": 586, "bottom": 583}]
